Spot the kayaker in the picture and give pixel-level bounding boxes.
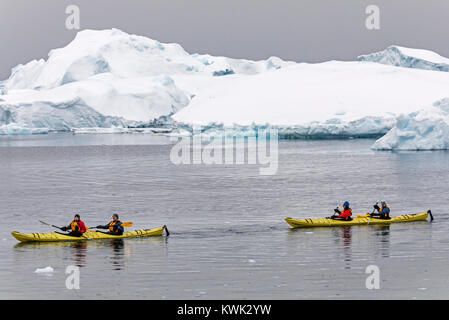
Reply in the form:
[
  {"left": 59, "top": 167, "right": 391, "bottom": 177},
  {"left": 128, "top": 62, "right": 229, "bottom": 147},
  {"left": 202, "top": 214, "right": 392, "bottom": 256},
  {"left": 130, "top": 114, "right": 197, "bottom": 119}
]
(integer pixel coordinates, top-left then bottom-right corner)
[
  {"left": 60, "top": 214, "right": 87, "bottom": 237},
  {"left": 95, "top": 214, "right": 124, "bottom": 235},
  {"left": 371, "top": 201, "right": 391, "bottom": 219},
  {"left": 332, "top": 201, "right": 353, "bottom": 221}
]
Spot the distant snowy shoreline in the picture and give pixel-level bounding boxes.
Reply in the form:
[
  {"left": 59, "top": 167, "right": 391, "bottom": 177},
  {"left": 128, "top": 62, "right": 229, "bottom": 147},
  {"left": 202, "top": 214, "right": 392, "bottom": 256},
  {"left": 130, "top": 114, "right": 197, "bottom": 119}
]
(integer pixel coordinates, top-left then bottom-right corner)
[{"left": 1, "top": 29, "right": 449, "bottom": 150}]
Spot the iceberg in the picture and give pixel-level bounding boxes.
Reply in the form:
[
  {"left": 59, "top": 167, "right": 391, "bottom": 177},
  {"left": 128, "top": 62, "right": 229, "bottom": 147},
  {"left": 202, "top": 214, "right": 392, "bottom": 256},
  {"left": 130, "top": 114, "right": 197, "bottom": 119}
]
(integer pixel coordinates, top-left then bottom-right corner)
[
  {"left": 171, "top": 116, "right": 395, "bottom": 139},
  {"left": 0, "top": 73, "right": 190, "bottom": 131},
  {"left": 372, "top": 99, "right": 449, "bottom": 150},
  {"left": 0, "top": 29, "right": 292, "bottom": 134},
  {"left": 358, "top": 45, "right": 449, "bottom": 72},
  {"left": 1, "top": 29, "right": 293, "bottom": 92},
  {"left": 172, "top": 61, "right": 449, "bottom": 138},
  {"left": 1, "top": 28, "right": 449, "bottom": 145}
]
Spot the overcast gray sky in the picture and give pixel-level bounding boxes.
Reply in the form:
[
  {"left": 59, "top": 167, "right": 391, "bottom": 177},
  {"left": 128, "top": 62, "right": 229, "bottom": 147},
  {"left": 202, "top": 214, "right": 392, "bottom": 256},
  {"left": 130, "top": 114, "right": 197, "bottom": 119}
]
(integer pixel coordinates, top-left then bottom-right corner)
[{"left": 1, "top": 0, "right": 449, "bottom": 80}]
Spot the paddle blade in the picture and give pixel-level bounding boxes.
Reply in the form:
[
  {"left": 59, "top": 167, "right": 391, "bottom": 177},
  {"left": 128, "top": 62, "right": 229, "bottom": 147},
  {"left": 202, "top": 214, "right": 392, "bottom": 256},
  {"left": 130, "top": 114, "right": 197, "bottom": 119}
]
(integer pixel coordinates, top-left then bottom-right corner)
[
  {"left": 121, "top": 222, "right": 133, "bottom": 227},
  {"left": 39, "top": 220, "right": 51, "bottom": 226}
]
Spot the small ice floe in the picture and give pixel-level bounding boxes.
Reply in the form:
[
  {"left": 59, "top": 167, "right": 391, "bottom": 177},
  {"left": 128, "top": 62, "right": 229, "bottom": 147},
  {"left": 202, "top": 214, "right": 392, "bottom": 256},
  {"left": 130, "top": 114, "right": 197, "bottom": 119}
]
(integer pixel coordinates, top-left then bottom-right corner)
[
  {"left": 248, "top": 259, "right": 256, "bottom": 263},
  {"left": 194, "top": 291, "right": 207, "bottom": 297},
  {"left": 34, "top": 266, "right": 54, "bottom": 273},
  {"left": 305, "top": 232, "right": 314, "bottom": 234},
  {"left": 417, "top": 288, "right": 427, "bottom": 291}
]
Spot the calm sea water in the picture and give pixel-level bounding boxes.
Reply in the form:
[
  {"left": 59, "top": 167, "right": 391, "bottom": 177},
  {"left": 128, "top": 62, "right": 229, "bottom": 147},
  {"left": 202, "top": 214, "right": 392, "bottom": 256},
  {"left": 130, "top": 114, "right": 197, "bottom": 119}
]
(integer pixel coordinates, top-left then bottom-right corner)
[{"left": 0, "top": 133, "right": 448, "bottom": 299}]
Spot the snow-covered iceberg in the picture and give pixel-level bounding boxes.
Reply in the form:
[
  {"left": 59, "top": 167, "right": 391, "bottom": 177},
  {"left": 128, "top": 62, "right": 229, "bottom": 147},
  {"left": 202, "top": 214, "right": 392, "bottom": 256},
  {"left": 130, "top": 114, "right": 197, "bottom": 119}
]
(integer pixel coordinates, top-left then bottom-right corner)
[
  {"left": 2, "top": 28, "right": 449, "bottom": 144},
  {"left": 0, "top": 29, "right": 292, "bottom": 134},
  {"left": 358, "top": 45, "right": 449, "bottom": 72},
  {"left": 0, "top": 73, "right": 189, "bottom": 131},
  {"left": 172, "top": 60, "right": 449, "bottom": 137},
  {"left": 372, "top": 99, "right": 449, "bottom": 150},
  {"left": 1, "top": 28, "right": 293, "bottom": 92}
]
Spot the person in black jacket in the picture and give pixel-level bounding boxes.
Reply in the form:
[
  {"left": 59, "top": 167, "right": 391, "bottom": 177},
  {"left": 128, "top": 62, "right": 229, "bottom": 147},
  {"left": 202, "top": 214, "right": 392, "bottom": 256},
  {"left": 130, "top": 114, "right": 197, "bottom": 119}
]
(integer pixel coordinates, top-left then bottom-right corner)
[
  {"left": 95, "top": 214, "right": 124, "bottom": 235},
  {"left": 371, "top": 201, "right": 391, "bottom": 219}
]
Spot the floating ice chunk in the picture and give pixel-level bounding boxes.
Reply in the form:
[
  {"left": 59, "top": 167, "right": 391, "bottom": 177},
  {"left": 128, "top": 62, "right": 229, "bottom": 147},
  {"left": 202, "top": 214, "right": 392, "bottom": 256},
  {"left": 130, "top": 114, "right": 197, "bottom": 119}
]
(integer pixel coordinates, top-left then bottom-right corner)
[{"left": 34, "top": 266, "right": 54, "bottom": 273}]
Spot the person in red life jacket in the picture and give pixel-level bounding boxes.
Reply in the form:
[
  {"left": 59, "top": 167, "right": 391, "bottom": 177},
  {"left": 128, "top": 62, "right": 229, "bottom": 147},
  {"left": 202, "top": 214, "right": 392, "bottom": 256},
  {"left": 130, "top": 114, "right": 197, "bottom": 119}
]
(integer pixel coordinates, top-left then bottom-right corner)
[
  {"left": 60, "top": 214, "right": 87, "bottom": 237},
  {"left": 332, "top": 201, "right": 353, "bottom": 221},
  {"left": 95, "top": 214, "right": 124, "bottom": 235}
]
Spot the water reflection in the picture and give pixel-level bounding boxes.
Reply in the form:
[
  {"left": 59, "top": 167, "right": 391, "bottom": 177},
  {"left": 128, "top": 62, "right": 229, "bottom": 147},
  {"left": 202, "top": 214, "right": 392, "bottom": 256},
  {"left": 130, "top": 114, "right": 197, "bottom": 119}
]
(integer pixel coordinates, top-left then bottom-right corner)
[
  {"left": 332, "top": 227, "right": 352, "bottom": 269},
  {"left": 13, "top": 239, "right": 126, "bottom": 269},
  {"left": 373, "top": 225, "right": 390, "bottom": 258},
  {"left": 109, "top": 239, "right": 125, "bottom": 270},
  {"left": 70, "top": 241, "right": 88, "bottom": 267}
]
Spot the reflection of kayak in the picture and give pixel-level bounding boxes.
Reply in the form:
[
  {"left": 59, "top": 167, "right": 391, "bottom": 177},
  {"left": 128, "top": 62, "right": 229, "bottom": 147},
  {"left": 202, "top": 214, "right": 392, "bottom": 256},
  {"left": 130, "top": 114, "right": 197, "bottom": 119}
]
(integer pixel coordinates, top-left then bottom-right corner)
[
  {"left": 11, "top": 226, "right": 167, "bottom": 243},
  {"left": 285, "top": 211, "right": 432, "bottom": 228}
]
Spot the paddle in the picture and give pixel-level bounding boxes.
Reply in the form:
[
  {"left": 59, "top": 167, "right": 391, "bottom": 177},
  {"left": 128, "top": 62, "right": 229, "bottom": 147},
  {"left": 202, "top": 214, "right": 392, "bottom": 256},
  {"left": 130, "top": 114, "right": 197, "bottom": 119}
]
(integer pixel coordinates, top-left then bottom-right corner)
[
  {"left": 357, "top": 202, "right": 378, "bottom": 218},
  {"left": 88, "top": 222, "right": 133, "bottom": 229},
  {"left": 326, "top": 206, "right": 340, "bottom": 219},
  {"left": 39, "top": 220, "right": 64, "bottom": 231}
]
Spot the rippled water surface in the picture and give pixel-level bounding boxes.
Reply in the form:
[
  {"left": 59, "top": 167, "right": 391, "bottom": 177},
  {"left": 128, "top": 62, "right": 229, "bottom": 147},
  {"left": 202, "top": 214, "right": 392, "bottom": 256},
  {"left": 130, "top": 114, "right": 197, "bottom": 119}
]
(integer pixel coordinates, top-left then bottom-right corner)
[{"left": 0, "top": 134, "right": 448, "bottom": 299}]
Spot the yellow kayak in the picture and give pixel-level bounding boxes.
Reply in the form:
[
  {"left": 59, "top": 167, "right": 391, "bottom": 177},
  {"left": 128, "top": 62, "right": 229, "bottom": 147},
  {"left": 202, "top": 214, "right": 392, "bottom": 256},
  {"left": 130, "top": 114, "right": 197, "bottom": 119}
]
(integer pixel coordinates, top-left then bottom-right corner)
[
  {"left": 11, "top": 226, "right": 167, "bottom": 243},
  {"left": 285, "top": 211, "right": 432, "bottom": 228}
]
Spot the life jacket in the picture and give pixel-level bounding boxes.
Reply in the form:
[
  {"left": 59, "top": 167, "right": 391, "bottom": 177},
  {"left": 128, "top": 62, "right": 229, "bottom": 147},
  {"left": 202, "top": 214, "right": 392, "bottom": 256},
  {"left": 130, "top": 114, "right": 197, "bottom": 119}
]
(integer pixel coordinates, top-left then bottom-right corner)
[
  {"left": 380, "top": 205, "right": 390, "bottom": 218},
  {"left": 70, "top": 220, "right": 86, "bottom": 233},
  {"left": 338, "top": 208, "right": 352, "bottom": 220},
  {"left": 109, "top": 220, "right": 122, "bottom": 232}
]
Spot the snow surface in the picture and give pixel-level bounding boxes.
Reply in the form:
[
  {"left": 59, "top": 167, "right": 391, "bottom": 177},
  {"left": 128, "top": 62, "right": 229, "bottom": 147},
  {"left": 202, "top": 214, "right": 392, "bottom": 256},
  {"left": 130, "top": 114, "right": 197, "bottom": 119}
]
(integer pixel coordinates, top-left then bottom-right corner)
[
  {"left": 2, "top": 28, "right": 449, "bottom": 150},
  {"left": 372, "top": 99, "right": 449, "bottom": 150}
]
